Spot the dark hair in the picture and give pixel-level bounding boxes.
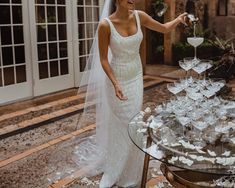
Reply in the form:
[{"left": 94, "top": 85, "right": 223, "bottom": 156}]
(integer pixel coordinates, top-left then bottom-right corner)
[{"left": 110, "top": 0, "right": 116, "bottom": 14}]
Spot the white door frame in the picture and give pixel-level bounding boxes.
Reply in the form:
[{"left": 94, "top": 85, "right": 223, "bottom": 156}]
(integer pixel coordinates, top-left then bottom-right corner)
[
  {"left": 29, "top": 0, "right": 75, "bottom": 97},
  {"left": 0, "top": 1, "right": 33, "bottom": 105}
]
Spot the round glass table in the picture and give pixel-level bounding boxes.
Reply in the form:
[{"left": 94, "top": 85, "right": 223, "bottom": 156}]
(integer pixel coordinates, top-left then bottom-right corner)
[{"left": 128, "top": 112, "right": 235, "bottom": 188}]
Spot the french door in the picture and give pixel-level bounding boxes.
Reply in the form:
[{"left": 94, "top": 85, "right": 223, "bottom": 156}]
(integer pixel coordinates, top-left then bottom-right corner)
[
  {"left": 0, "top": 0, "right": 32, "bottom": 104},
  {"left": 0, "top": 0, "right": 103, "bottom": 105},
  {"left": 29, "top": 0, "right": 74, "bottom": 96}
]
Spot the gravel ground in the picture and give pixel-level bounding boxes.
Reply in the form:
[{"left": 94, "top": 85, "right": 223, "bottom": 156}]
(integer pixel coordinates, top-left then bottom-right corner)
[{"left": 0, "top": 83, "right": 175, "bottom": 188}]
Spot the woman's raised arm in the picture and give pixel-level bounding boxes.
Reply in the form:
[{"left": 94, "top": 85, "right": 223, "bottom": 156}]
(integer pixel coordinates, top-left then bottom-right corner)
[{"left": 138, "top": 11, "right": 187, "bottom": 34}]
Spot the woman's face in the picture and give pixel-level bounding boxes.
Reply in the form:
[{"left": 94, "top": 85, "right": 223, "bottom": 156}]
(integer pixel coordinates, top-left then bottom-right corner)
[{"left": 117, "top": 0, "right": 135, "bottom": 10}]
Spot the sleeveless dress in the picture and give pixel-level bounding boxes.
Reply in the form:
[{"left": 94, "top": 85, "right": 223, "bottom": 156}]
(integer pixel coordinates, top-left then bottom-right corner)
[{"left": 99, "top": 10, "right": 144, "bottom": 188}]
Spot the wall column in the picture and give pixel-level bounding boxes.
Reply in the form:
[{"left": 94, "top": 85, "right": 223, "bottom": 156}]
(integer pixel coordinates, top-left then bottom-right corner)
[
  {"left": 136, "top": 0, "right": 151, "bottom": 74},
  {"left": 164, "top": 0, "right": 176, "bottom": 65}
]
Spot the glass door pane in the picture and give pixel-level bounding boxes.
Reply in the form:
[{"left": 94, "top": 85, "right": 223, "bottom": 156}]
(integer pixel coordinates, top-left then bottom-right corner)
[
  {"left": 32, "top": 0, "right": 74, "bottom": 96},
  {"left": 77, "top": 0, "right": 100, "bottom": 72},
  {"left": 0, "top": 0, "right": 27, "bottom": 87},
  {"left": 35, "top": 0, "right": 69, "bottom": 80}
]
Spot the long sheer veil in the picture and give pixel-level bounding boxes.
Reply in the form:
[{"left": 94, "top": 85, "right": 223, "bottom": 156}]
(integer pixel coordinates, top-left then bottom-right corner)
[{"left": 71, "top": 0, "right": 114, "bottom": 177}]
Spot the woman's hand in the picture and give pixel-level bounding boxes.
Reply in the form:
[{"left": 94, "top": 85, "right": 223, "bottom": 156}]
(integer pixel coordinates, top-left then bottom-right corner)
[
  {"left": 114, "top": 84, "right": 128, "bottom": 101},
  {"left": 177, "top": 12, "right": 188, "bottom": 25}
]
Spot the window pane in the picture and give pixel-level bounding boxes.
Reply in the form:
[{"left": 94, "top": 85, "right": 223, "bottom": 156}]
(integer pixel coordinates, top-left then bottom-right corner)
[
  {"left": 12, "top": 6, "right": 23, "bottom": 24},
  {"left": 37, "top": 25, "right": 46, "bottom": 42},
  {"left": 0, "top": 6, "right": 11, "bottom": 24},
  {"left": 78, "top": 24, "right": 85, "bottom": 39},
  {"left": 15, "top": 46, "right": 25, "bottom": 64},
  {"left": 60, "top": 59, "right": 68, "bottom": 75},
  {"left": 35, "top": 0, "right": 44, "bottom": 4},
  {"left": 77, "top": 7, "right": 84, "bottom": 22},
  {"left": 49, "top": 43, "right": 58, "bottom": 59},
  {"left": 58, "top": 6, "right": 66, "bottom": 22},
  {"left": 93, "top": 0, "right": 98, "bottom": 5},
  {"left": 50, "top": 60, "right": 59, "bottom": 77},
  {"left": 77, "top": 0, "right": 83, "bottom": 6},
  {"left": 38, "top": 44, "right": 47, "bottom": 61},
  {"left": 93, "top": 7, "right": 99, "bottom": 21},
  {"left": 4, "top": 67, "right": 15, "bottom": 86},
  {"left": 13, "top": 26, "right": 24, "bottom": 44},
  {"left": 86, "top": 39, "right": 93, "bottom": 54},
  {"left": 85, "top": 0, "right": 91, "bottom": 5},
  {"left": 79, "top": 56, "right": 86, "bottom": 72},
  {"left": 0, "top": 0, "right": 10, "bottom": 3},
  {"left": 0, "top": 69, "right": 2, "bottom": 87},
  {"left": 79, "top": 40, "right": 85, "bottom": 56},
  {"left": 47, "top": 6, "right": 56, "bottom": 23},
  {"left": 59, "top": 42, "right": 67, "bottom": 58},
  {"left": 58, "top": 24, "right": 67, "bottom": 40},
  {"left": 86, "top": 23, "right": 93, "bottom": 38},
  {"left": 57, "top": 0, "right": 65, "bottom": 5},
  {"left": 94, "top": 23, "right": 98, "bottom": 32},
  {"left": 85, "top": 7, "right": 93, "bottom": 22},
  {"left": 1, "top": 27, "right": 12, "bottom": 45},
  {"left": 16, "top": 65, "right": 26, "bottom": 83},
  {"left": 39, "top": 62, "right": 49, "bottom": 79},
  {"left": 36, "top": 6, "right": 45, "bottom": 23},
  {"left": 2, "top": 47, "right": 13, "bottom": 66},
  {"left": 12, "top": 0, "right": 22, "bottom": 3},
  {"left": 48, "top": 24, "right": 57, "bottom": 41},
  {"left": 47, "top": 0, "right": 55, "bottom": 4}
]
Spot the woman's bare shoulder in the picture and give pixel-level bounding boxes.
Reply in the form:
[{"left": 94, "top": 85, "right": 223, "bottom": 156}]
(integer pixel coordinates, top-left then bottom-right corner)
[{"left": 98, "top": 19, "right": 111, "bottom": 33}]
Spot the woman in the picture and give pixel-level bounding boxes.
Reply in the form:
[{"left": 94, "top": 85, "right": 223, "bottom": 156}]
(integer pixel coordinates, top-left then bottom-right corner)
[
  {"left": 77, "top": 0, "right": 187, "bottom": 187},
  {"left": 96, "top": 1, "right": 187, "bottom": 187}
]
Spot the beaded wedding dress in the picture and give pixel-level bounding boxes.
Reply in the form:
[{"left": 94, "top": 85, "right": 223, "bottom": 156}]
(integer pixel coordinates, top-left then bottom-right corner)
[{"left": 99, "top": 10, "right": 145, "bottom": 187}]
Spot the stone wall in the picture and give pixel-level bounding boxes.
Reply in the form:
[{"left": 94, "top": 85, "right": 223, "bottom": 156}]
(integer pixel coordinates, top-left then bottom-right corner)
[{"left": 209, "top": 0, "right": 235, "bottom": 40}]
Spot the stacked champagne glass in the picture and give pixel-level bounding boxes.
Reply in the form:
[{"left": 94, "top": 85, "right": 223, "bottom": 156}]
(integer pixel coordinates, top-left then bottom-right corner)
[{"left": 137, "top": 14, "right": 235, "bottom": 182}]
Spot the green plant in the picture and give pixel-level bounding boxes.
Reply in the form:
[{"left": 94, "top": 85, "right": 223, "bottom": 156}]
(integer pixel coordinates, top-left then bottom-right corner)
[
  {"left": 208, "top": 36, "right": 234, "bottom": 52},
  {"left": 207, "top": 36, "right": 235, "bottom": 81},
  {"left": 149, "top": 0, "right": 165, "bottom": 64}
]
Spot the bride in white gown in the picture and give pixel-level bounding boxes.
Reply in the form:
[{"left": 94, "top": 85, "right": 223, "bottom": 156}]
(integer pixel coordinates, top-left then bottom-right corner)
[{"left": 76, "top": 0, "right": 187, "bottom": 187}]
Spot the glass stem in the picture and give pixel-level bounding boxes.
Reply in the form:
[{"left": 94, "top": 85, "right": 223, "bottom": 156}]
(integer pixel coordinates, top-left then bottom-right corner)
[{"left": 194, "top": 47, "right": 197, "bottom": 60}]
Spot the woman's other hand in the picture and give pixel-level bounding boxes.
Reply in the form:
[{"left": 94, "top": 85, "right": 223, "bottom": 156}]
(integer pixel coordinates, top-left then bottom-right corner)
[{"left": 114, "top": 84, "right": 128, "bottom": 101}]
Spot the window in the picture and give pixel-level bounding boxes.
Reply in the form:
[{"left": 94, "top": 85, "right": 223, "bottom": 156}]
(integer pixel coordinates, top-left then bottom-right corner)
[
  {"left": 217, "top": 0, "right": 228, "bottom": 16},
  {"left": 77, "top": 0, "right": 100, "bottom": 71}
]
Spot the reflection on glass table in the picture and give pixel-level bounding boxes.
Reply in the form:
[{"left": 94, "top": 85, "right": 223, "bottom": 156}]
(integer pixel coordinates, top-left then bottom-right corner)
[{"left": 128, "top": 103, "right": 235, "bottom": 187}]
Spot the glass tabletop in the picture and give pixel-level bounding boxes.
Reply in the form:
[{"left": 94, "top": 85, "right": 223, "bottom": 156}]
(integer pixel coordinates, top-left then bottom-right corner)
[{"left": 128, "top": 111, "right": 235, "bottom": 176}]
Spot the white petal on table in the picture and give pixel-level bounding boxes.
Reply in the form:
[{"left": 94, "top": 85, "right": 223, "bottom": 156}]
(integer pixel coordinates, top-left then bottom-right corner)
[
  {"left": 144, "top": 107, "right": 151, "bottom": 113},
  {"left": 179, "top": 156, "right": 194, "bottom": 166},
  {"left": 143, "top": 144, "right": 164, "bottom": 159},
  {"left": 222, "top": 151, "right": 231, "bottom": 157},
  {"left": 149, "top": 119, "right": 163, "bottom": 129},
  {"left": 207, "top": 149, "right": 217, "bottom": 157}
]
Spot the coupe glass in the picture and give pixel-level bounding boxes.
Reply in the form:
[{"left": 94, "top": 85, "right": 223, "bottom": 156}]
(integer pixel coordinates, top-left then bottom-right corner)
[
  {"left": 179, "top": 60, "right": 194, "bottom": 77},
  {"left": 187, "top": 37, "right": 204, "bottom": 61},
  {"left": 191, "top": 120, "right": 209, "bottom": 144},
  {"left": 192, "top": 60, "right": 213, "bottom": 78},
  {"left": 167, "top": 82, "right": 183, "bottom": 95}
]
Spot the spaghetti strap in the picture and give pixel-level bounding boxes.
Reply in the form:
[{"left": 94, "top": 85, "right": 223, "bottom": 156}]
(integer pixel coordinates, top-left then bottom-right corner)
[
  {"left": 134, "top": 10, "right": 141, "bottom": 30},
  {"left": 104, "top": 17, "right": 114, "bottom": 34}
]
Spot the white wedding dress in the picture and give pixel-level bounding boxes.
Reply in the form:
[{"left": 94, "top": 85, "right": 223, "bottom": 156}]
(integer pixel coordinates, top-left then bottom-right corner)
[{"left": 99, "top": 10, "right": 145, "bottom": 188}]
